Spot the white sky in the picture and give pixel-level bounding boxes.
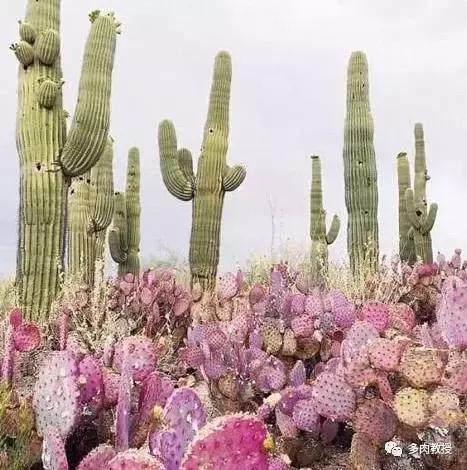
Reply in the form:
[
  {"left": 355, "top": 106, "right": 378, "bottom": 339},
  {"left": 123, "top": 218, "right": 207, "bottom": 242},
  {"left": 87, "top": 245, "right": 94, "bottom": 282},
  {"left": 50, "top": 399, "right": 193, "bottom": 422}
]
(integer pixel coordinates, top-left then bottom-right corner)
[{"left": 1, "top": 0, "right": 467, "bottom": 276}]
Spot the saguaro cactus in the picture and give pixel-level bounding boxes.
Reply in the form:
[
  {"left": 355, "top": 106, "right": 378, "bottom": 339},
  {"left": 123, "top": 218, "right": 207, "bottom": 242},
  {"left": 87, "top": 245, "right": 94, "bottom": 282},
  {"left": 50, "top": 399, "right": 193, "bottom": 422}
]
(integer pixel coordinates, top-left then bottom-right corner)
[
  {"left": 404, "top": 124, "right": 437, "bottom": 263},
  {"left": 343, "top": 51, "right": 379, "bottom": 274},
  {"left": 109, "top": 148, "right": 141, "bottom": 277},
  {"left": 158, "top": 51, "right": 246, "bottom": 290},
  {"left": 68, "top": 137, "right": 115, "bottom": 284},
  {"left": 397, "top": 152, "right": 416, "bottom": 263},
  {"left": 13, "top": 1, "right": 119, "bottom": 320},
  {"left": 309, "top": 155, "right": 340, "bottom": 280}
]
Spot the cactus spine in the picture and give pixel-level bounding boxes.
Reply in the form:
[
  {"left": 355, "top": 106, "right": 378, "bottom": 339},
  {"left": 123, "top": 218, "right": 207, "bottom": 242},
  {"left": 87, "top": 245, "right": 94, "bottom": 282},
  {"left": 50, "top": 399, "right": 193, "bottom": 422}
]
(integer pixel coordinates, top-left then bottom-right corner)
[
  {"left": 109, "top": 148, "right": 141, "bottom": 277},
  {"left": 404, "top": 124, "right": 437, "bottom": 263},
  {"left": 158, "top": 51, "right": 246, "bottom": 290},
  {"left": 310, "top": 156, "right": 340, "bottom": 280},
  {"left": 14, "top": 1, "right": 118, "bottom": 320},
  {"left": 397, "top": 152, "right": 416, "bottom": 263},
  {"left": 68, "top": 137, "right": 115, "bottom": 284},
  {"left": 343, "top": 51, "right": 379, "bottom": 273}
]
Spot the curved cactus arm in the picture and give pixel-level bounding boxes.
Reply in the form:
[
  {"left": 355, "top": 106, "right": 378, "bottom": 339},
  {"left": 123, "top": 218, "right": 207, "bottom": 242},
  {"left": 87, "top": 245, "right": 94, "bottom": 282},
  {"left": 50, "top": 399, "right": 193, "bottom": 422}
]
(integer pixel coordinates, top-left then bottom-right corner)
[
  {"left": 158, "top": 120, "right": 194, "bottom": 201},
  {"left": 223, "top": 165, "right": 246, "bottom": 191},
  {"left": 404, "top": 188, "right": 421, "bottom": 230},
  {"left": 421, "top": 202, "right": 438, "bottom": 235},
  {"left": 61, "top": 13, "right": 118, "bottom": 177},
  {"left": 326, "top": 215, "right": 340, "bottom": 245},
  {"left": 177, "top": 148, "right": 195, "bottom": 183},
  {"left": 88, "top": 136, "right": 115, "bottom": 233},
  {"left": 109, "top": 228, "right": 127, "bottom": 264}
]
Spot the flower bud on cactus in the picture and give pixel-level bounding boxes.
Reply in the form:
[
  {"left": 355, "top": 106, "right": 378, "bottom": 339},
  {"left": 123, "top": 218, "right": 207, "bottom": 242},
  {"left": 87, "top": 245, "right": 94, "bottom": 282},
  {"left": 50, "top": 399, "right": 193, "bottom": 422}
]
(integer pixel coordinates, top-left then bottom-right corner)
[{"left": 181, "top": 414, "right": 271, "bottom": 470}]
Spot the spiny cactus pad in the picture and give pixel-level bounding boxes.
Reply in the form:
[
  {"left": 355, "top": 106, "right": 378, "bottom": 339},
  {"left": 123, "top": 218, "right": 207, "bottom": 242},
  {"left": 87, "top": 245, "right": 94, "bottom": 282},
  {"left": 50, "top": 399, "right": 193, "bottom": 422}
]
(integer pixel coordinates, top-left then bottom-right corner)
[
  {"left": 310, "top": 372, "right": 356, "bottom": 421},
  {"left": 394, "top": 387, "right": 430, "bottom": 428},
  {"left": 399, "top": 347, "right": 445, "bottom": 388},
  {"left": 108, "top": 449, "right": 165, "bottom": 469},
  {"left": 354, "top": 399, "right": 397, "bottom": 445},
  {"left": 42, "top": 427, "right": 68, "bottom": 470},
  {"left": 113, "top": 335, "right": 157, "bottom": 382},
  {"left": 33, "top": 351, "right": 80, "bottom": 438},
  {"left": 77, "top": 445, "right": 116, "bottom": 470},
  {"left": 181, "top": 414, "right": 270, "bottom": 469}
]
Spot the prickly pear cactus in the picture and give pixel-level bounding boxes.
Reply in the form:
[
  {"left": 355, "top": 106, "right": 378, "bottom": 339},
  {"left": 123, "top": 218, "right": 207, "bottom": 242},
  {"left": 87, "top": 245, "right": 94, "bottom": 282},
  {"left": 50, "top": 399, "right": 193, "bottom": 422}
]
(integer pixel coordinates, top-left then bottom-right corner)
[
  {"left": 32, "top": 351, "right": 80, "bottom": 438},
  {"left": 309, "top": 155, "right": 340, "bottom": 282},
  {"left": 77, "top": 445, "right": 116, "bottom": 470},
  {"left": 158, "top": 51, "right": 246, "bottom": 290},
  {"left": 109, "top": 147, "right": 141, "bottom": 276},
  {"left": 14, "top": 1, "right": 119, "bottom": 320},
  {"left": 404, "top": 123, "right": 438, "bottom": 263},
  {"left": 343, "top": 51, "right": 379, "bottom": 274},
  {"left": 181, "top": 414, "right": 270, "bottom": 470},
  {"left": 42, "top": 427, "right": 68, "bottom": 470},
  {"left": 68, "top": 137, "right": 115, "bottom": 285}
]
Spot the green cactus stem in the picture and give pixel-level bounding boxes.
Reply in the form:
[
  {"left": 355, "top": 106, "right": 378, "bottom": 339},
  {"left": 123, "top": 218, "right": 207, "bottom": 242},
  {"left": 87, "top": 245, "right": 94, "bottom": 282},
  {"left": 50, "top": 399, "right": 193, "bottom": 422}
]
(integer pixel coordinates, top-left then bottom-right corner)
[
  {"left": 404, "top": 123, "right": 437, "bottom": 263},
  {"left": 109, "top": 148, "right": 141, "bottom": 277},
  {"left": 343, "top": 51, "right": 379, "bottom": 274},
  {"left": 158, "top": 51, "right": 246, "bottom": 290},
  {"left": 309, "top": 156, "right": 340, "bottom": 281},
  {"left": 14, "top": 1, "right": 118, "bottom": 320},
  {"left": 397, "top": 152, "right": 416, "bottom": 264},
  {"left": 67, "top": 137, "right": 114, "bottom": 284}
]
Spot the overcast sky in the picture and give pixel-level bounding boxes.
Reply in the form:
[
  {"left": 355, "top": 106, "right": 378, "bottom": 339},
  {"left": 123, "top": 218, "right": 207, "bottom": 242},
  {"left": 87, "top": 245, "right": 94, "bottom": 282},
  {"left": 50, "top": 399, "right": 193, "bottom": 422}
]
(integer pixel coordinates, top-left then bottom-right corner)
[{"left": 0, "top": 0, "right": 466, "bottom": 277}]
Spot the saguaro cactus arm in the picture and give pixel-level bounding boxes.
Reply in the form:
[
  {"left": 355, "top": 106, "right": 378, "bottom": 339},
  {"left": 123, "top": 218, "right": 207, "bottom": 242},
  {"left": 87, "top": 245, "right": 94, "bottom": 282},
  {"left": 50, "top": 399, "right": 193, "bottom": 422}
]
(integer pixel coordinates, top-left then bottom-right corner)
[
  {"left": 177, "top": 149, "right": 195, "bottom": 183},
  {"left": 61, "top": 13, "right": 118, "bottom": 177},
  {"left": 326, "top": 215, "right": 341, "bottom": 245},
  {"left": 88, "top": 137, "right": 115, "bottom": 233},
  {"left": 109, "top": 228, "right": 127, "bottom": 264},
  {"left": 223, "top": 165, "right": 246, "bottom": 191},
  {"left": 421, "top": 203, "right": 438, "bottom": 235},
  {"left": 158, "top": 121, "right": 194, "bottom": 201},
  {"left": 109, "top": 192, "right": 128, "bottom": 264}
]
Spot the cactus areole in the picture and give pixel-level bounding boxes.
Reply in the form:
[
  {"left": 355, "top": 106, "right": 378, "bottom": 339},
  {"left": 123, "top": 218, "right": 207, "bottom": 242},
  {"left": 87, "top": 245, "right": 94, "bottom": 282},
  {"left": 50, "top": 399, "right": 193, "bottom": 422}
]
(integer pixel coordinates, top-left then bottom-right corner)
[
  {"left": 14, "top": 0, "right": 118, "bottom": 320},
  {"left": 158, "top": 51, "right": 246, "bottom": 290},
  {"left": 343, "top": 51, "right": 379, "bottom": 273}
]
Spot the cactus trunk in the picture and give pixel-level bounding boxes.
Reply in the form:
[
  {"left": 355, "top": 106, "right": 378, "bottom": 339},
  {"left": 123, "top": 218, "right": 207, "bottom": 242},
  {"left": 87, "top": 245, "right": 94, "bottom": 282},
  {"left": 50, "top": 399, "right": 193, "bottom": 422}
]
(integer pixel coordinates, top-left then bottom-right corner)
[
  {"left": 68, "top": 137, "right": 114, "bottom": 284},
  {"left": 343, "top": 51, "right": 379, "bottom": 274},
  {"left": 14, "top": 1, "right": 118, "bottom": 319},
  {"left": 109, "top": 148, "right": 141, "bottom": 277},
  {"left": 309, "top": 155, "right": 340, "bottom": 282},
  {"left": 404, "top": 124, "right": 437, "bottom": 263},
  {"left": 158, "top": 52, "right": 246, "bottom": 291},
  {"left": 397, "top": 152, "right": 416, "bottom": 263}
]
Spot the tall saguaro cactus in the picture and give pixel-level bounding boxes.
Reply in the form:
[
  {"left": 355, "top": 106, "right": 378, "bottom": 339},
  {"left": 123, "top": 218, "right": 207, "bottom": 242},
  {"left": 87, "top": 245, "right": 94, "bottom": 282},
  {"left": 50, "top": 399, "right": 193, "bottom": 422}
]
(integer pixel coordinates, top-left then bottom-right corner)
[
  {"left": 109, "top": 148, "right": 141, "bottom": 277},
  {"left": 158, "top": 52, "right": 246, "bottom": 290},
  {"left": 404, "top": 123, "right": 437, "bottom": 263},
  {"left": 309, "top": 156, "right": 340, "bottom": 280},
  {"left": 343, "top": 51, "right": 379, "bottom": 274},
  {"left": 397, "top": 152, "right": 416, "bottom": 263},
  {"left": 13, "top": 0, "right": 118, "bottom": 320},
  {"left": 68, "top": 137, "right": 115, "bottom": 284}
]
